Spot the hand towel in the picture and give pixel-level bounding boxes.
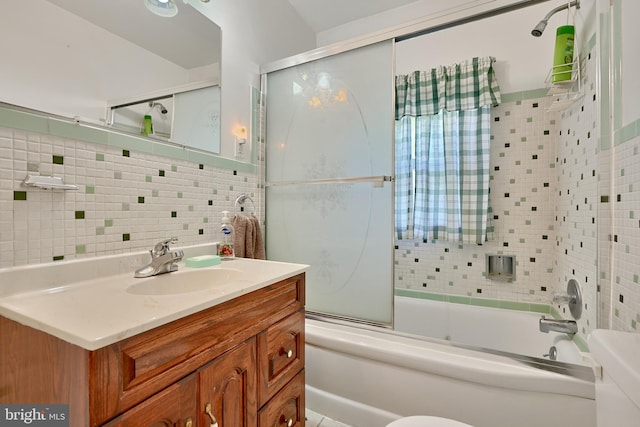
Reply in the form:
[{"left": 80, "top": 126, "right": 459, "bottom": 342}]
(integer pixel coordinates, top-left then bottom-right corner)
[
  {"left": 232, "top": 214, "right": 265, "bottom": 259},
  {"left": 244, "top": 216, "right": 257, "bottom": 259},
  {"left": 250, "top": 216, "right": 266, "bottom": 260},
  {"left": 232, "top": 214, "right": 250, "bottom": 258}
]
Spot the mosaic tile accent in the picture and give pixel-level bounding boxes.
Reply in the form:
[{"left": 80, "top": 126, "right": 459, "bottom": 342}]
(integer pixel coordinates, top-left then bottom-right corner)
[
  {"left": 554, "top": 49, "right": 599, "bottom": 340},
  {"left": 0, "top": 126, "right": 261, "bottom": 267}
]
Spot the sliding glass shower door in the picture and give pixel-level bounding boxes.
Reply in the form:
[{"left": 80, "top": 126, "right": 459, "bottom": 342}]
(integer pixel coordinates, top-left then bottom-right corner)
[{"left": 264, "top": 40, "right": 394, "bottom": 325}]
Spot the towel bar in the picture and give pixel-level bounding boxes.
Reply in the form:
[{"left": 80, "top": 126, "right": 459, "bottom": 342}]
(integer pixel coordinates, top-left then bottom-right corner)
[{"left": 234, "top": 193, "right": 255, "bottom": 214}]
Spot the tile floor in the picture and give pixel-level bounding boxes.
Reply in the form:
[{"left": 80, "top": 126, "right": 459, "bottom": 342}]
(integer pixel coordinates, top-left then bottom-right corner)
[{"left": 306, "top": 409, "right": 351, "bottom": 427}]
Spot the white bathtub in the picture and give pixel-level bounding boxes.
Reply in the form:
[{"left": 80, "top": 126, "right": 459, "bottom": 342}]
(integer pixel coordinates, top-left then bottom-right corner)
[
  {"left": 305, "top": 296, "right": 596, "bottom": 427},
  {"left": 394, "top": 296, "right": 587, "bottom": 364}
]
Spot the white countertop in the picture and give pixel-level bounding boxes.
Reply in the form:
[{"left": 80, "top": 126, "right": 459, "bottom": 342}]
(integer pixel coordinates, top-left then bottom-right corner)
[{"left": 0, "top": 246, "right": 307, "bottom": 351}]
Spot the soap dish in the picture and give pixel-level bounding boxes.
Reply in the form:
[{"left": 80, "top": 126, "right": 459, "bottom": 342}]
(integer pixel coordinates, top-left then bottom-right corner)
[{"left": 185, "top": 255, "right": 221, "bottom": 268}]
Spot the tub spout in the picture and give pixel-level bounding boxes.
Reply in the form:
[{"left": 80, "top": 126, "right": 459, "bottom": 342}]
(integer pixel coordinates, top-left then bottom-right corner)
[{"left": 539, "top": 315, "right": 577, "bottom": 335}]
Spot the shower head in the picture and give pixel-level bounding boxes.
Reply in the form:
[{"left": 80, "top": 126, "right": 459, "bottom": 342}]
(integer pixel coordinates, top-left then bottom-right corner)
[
  {"left": 530, "top": 0, "right": 579, "bottom": 37},
  {"left": 531, "top": 20, "right": 548, "bottom": 37},
  {"left": 149, "top": 101, "right": 168, "bottom": 114}
]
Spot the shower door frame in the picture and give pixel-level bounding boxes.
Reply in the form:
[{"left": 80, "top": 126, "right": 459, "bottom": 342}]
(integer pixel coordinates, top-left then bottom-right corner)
[
  {"left": 259, "top": 0, "right": 567, "bottom": 328},
  {"left": 261, "top": 40, "right": 397, "bottom": 328}
]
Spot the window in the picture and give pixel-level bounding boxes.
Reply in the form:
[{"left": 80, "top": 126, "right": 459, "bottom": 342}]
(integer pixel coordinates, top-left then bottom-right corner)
[{"left": 395, "top": 57, "right": 500, "bottom": 244}]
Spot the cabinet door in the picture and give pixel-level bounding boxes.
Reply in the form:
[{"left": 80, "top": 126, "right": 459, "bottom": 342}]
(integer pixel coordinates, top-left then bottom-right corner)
[
  {"left": 200, "top": 338, "right": 258, "bottom": 427},
  {"left": 102, "top": 374, "right": 197, "bottom": 427}
]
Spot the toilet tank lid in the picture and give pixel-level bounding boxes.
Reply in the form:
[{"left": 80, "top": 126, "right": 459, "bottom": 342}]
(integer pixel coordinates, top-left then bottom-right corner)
[{"left": 589, "top": 329, "right": 640, "bottom": 408}]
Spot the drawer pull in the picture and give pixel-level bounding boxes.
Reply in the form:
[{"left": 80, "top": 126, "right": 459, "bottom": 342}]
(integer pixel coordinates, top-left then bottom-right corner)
[
  {"left": 279, "top": 347, "right": 293, "bottom": 358},
  {"left": 279, "top": 415, "right": 294, "bottom": 426},
  {"left": 186, "top": 417, "right": 193, "bottom": 427},
  {"left": 205, "top": 403, "right": 219, "bottom": 427}
]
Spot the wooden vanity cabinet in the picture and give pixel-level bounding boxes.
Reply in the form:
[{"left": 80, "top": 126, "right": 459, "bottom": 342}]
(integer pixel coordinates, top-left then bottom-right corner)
[{"left": 0, "top": 273, "right": 305, "bottom": 427}]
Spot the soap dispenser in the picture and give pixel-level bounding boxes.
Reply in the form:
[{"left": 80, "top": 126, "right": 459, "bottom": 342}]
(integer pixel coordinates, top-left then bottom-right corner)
[{"left": 218, "top": 211, "right": 235, "bottom": 260}]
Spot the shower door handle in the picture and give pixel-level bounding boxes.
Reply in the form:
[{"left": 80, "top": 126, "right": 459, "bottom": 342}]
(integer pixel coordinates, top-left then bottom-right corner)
[{"left": 265, "top": 175, "right": 393, "bottom": 187}]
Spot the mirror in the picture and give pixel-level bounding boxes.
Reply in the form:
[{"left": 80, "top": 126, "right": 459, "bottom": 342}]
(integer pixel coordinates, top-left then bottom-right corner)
[
  {"left": 107, "top": 82, "right": 221, "bottom": 152},
  {"left": 2, "top": 0, "right": 222, "bottom": 153}
]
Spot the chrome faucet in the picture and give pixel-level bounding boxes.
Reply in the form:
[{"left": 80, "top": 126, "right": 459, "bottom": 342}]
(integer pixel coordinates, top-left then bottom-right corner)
[
  {"left": 539, "top": 315, "right": 577, "bottom": 335},
  {"left": 134, "top": 238, "right": 184, "bottom": 278}
]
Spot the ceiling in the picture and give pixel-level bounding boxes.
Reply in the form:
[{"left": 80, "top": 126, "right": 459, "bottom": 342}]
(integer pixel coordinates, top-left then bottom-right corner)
[
  {"left": 287, "top": 0, "right": 422, "bottom": 33},
  {"left": 43, "top": 0, "right": 418, "bottom": 69},
  {"left": 45, "top": 0, "right": 220, "bottom": 69}
]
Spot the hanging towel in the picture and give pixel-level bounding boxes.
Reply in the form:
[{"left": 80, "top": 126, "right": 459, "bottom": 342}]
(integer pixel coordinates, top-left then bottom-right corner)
[
  {"left": 250, "top": 216, "right": 266, "bottom": 260},
  {"left": 232, "top": 214, "right": 251, "bottom": 258},
  {"left": 232, "top": 214, "right": 265, "bottom": 259}
]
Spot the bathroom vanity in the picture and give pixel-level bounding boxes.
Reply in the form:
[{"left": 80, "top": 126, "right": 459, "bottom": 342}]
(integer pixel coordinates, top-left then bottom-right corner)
[{"left": 0, "top": 252, "right": 307, "bottom": 427}]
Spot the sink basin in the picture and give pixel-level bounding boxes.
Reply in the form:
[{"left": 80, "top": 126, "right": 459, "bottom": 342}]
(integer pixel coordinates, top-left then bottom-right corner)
[{"left": 126, "top": 268, "right": 244, "bottom": 295}]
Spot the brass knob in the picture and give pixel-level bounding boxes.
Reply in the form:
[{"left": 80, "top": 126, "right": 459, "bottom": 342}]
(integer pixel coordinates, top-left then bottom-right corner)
[
  {"left": 279, "top": 347, "right": 293, "bottom": 358},
  {"left": 279, "top": 414, "right": 293, "bottom": 426},
  {"left": 205, "top": 403, "right": 219, "bottom": 427}
]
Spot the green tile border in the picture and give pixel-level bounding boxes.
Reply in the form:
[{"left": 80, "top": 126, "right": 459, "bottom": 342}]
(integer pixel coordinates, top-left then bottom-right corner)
[
  {"left": 599, "top": 9, "right": 612, "bottom": 152},
  {"left": 0, "top": 104, "right": 257, "bottom": 174},
  {"left": 603, "top": 4, "right": 640, "bottom": 148},
  {"left": 396, "top": 288, "right": 551, "bottom": 314},
  {"left": 500, "top": 88, "right": 549, "bottom": 104},
  {"left": 0, "top": 106, "right": 49, "bottom": 134},
  {"left": 586, "top": 32, "right": 597, "bottom": 56},
  {"left": 397, "top": 288, "right": 589, "bottom": 351},
  {"left": 250, "top": 86, "right": 261, "bottom": 165},
  {"left": 614, "top": 117, "right": 640, "bottom": 146},
  {"left": 613, "top": 1, "right": 622, "bottom": 131},
  {"left": 49, "top": 118, "right": 109, "bottom": 145}
]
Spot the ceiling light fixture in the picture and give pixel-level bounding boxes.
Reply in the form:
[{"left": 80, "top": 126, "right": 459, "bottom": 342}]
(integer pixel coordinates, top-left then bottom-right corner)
[{"left": 144, "top": 0, "right": 178, "bottom": 18}]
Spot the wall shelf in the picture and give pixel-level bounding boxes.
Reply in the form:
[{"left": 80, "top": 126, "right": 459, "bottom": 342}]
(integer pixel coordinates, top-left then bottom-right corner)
[
  {"left": 22, "top": 175, "right": 78, "bottom": 190},
  {"left": 545, "top": 58, "right": 583, "bottom": 113}
]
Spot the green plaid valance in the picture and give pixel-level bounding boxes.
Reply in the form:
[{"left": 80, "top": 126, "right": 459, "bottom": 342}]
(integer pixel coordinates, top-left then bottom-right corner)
[{"left": 395, "top": 56, "right": 501, "bottom": 119}]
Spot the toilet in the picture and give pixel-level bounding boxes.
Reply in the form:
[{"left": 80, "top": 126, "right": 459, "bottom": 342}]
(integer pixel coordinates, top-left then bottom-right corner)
[
  {"left": 589, "top": 329, "right": 640, "bottom": 427},
  {"left": 386, "top": 416, "right": 474, "bottom": 427}
]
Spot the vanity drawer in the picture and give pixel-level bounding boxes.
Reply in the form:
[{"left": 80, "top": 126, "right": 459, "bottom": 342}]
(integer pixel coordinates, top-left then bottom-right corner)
[
  {"left": 89, "top": 273, "right": 305, "bottom": 426},
  {"left": 258, "top": 371, "right": 305, "bottom": 427},
  {"left": 257, "top": 309, "right": 305, "bottom": 406}
]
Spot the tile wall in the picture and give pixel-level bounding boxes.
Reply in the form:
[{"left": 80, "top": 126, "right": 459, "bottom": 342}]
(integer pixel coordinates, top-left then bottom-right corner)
[
  {"left": 395, "top": 35, "right": 640, "bottom": 338},
  {"left": 0, "top": 125, "right": 260, "bottom": 268},
  {"left": 609, "top": 135, "right": 640, "bottom": 331},
  {"left": 598, "top": 0, "right": 640, "bottom": 333},
  {"left": 553, "top": 48, "right": 599, "bottom": 337},
  {"left": 395, "top": 94, "right": 560, "bottom": 306},
  {"left": 395, "top": 50, "right": 602, "bottom": 341}
]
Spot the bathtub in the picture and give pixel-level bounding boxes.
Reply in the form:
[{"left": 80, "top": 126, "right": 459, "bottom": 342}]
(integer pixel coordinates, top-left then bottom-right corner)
[
  {"left": 394, "top": 295, "right": 587, "bottom": 363},
  {"left": 305, "top": 296, "right": 596, "bottom": 427}
]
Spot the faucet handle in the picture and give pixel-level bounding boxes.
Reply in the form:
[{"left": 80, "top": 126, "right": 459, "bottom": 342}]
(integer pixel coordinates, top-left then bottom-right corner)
[{"left": 152, "top": 237, "right": 178, "bottom": 256}]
